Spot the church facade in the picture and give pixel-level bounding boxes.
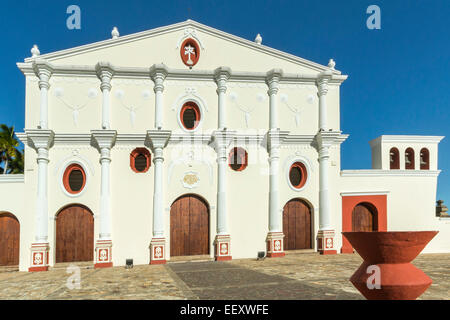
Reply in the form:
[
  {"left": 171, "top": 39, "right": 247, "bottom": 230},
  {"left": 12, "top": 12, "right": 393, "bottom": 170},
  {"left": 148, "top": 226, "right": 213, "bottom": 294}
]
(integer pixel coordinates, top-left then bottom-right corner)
[{"left": 1, "top": 20, "right": 449, "bottom": 272}]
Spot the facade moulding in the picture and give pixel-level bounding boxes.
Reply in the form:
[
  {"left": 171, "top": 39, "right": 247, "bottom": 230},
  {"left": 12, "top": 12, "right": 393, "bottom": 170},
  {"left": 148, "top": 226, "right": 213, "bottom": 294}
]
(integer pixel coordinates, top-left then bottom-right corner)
[{"left": 17, "top": 62, "right": 348, "bottom": 85}]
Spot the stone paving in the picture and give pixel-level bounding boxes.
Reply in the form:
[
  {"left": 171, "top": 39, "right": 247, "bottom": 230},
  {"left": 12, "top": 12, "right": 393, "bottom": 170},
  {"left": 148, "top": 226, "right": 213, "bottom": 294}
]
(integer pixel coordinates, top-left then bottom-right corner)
[{"left": 0, "top": 253, "right": 448, "bottom": 299}]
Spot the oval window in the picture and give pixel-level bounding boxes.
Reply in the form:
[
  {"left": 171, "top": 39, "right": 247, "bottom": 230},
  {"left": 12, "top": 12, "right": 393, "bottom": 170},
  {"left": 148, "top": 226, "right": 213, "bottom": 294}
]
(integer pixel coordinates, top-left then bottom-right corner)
[
  {"left": 180, "top": 38, "right": 200, "bottom": 67},
  {"left": 63, "top": 164, "right": 86, "bottom": 194},
  {"left": 130, "top": 148, "right": 151, "bottom": 173},
  {"left": 289, "top": 162, "right": 307, "bottom": 189},
  {"left": 228, "top": 147, "right": 248, "bottom": 171},
  {"left": 180, "top": 102, "right": 200, "bottom": 130}
]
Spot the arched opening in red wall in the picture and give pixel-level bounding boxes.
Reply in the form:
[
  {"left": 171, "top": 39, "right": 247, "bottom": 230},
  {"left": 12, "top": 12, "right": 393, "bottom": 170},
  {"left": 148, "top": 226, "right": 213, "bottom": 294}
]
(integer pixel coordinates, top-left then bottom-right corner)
[{"left": 341, "top": 194, "right": 387, "bottom": 254}]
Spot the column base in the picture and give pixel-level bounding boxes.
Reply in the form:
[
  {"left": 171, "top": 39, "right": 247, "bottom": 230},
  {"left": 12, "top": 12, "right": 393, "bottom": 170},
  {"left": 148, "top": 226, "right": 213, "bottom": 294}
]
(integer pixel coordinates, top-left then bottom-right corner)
[
  {"left": 214, "top": 234, "right": 232, "bottom": 261},
  {"left": 266, "top": 232, "right": 285, "bottom": 258},
  {"left": 317, "top": 229, "right": 337, "bottom": 255},
  {"left": 29, "top": 243, "right": 50, "bottom": 272},
  {"left": 95, "top": 239, "right": 113, "bottom": 268},
  {"left": 149, "top": 238, "right": 166, "bottom": 265}
]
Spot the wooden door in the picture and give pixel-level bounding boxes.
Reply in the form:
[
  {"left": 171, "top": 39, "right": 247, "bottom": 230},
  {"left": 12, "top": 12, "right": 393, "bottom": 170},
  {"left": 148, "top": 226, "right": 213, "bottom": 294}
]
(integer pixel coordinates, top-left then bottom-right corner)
[
  {"left": 0, "top": 213, "right": 20, "bottom": 266},
  {"left": 170, "top": 195, "right": 209, "bottom": 256},
  {"left": 56, "top": 205, "right": 94, "bottom": 263},
  {"left": 283, "top": 199, "right": 312, "bottom": 250},
  {"left": 352, "top": 203, "right": 376, "bottom": 232}
]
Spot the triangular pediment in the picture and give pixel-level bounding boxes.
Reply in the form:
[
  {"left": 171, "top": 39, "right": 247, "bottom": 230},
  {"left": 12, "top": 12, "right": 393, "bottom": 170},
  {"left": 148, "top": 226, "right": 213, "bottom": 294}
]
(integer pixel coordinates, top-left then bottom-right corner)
[{"left": 24, "top": 20, "right": 339, "bottom": 75}]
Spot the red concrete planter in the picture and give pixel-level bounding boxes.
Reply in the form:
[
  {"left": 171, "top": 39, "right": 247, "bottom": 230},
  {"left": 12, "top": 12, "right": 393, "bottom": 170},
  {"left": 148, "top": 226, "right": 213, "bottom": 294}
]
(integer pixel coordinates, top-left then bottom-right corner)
[{"left": 342, "top": 231, "right": 438, "bottom": 300}]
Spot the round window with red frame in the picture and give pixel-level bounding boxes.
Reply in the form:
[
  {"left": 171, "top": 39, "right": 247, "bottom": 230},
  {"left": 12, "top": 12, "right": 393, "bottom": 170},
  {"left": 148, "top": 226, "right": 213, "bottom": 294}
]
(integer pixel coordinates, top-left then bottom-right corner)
[
  {"left": 180, "top": 38, "right": 200, "bottom": 67},
  {"left": 180, "top": 101, "right": 201, "bottom": 130},
  {"left": 63, "top": 163, "right": 86, "bottom": 194},
  {"left": 228, "top": 147, "right": 248, "bottom": 171},
  {"left": 289, "top": 162, "right": 307, "bottom": 189}
]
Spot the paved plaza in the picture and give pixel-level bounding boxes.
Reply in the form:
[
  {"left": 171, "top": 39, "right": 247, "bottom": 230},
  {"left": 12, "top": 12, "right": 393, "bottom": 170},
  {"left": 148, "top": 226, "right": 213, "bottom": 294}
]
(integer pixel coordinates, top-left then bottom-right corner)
[{"left": 0, "top": 252, "right": 448, "bottom": 300}]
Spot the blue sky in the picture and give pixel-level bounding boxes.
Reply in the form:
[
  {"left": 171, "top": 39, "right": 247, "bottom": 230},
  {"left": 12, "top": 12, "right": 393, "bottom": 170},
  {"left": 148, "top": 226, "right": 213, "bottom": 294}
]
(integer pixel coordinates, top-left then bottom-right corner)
[{"left": 0, "top": 0, "right": 449, "bottom": 200}]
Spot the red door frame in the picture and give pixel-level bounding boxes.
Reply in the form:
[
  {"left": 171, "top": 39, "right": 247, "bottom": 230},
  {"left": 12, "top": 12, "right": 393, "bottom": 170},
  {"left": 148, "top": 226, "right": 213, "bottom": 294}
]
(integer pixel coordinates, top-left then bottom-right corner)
[{"left": 341, "top": 194, "right": 387, "bottom": 253}]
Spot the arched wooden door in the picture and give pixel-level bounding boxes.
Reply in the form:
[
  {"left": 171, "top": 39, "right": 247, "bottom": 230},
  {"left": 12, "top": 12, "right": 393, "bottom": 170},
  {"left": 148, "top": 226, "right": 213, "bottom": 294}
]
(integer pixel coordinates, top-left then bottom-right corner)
[
  {"left": 56, "top": 205, "right": 94, "bottom": 263},
  {"left": 283, "top": 199, "right": 312, "bottom": 250},
  {"left": 0, "top": 212, "right": 20, "bottom": 266},
  {"left": 352, "top": 203, "right": 377, "bottom": 232},
  {"left": 170, "top": 195, "right": 209, "bottom": 257}
]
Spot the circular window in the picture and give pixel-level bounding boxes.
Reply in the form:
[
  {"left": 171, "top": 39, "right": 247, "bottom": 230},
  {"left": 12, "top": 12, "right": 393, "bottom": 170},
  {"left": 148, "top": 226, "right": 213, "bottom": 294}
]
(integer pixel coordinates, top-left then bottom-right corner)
[
  {"left": 289, "top": 162, "right": 307, "bottom": 189},
  {"left": 180, "top": 38, "right": 200, "bottom": 67},
  {"left": 130, "top": 148, "right": 151, "bottom": 173},
  {"left": 228, "top": 147, "right": 248, "bottom": 171},
  {"left": 63, "top": 164, "right": 86, "bottom": 194},
  {"left": 180, "top": 102, "right": 201, "bottom": 130}
]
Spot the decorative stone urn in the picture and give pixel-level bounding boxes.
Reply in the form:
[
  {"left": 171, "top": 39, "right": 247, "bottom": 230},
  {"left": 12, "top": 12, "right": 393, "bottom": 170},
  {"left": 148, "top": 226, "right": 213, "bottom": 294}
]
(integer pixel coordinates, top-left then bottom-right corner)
[{"left": 342, "top": 231, "right": 438, "bottom": 300}]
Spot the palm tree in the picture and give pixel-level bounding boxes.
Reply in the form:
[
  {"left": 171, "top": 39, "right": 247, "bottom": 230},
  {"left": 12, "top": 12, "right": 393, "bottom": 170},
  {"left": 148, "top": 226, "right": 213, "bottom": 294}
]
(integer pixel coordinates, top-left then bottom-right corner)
[
  {"left": 0, "top": 124, "right": 19, "bottom": 174},
  {"left": 8, "top": 149, "right": 24, "bottom": 174}
]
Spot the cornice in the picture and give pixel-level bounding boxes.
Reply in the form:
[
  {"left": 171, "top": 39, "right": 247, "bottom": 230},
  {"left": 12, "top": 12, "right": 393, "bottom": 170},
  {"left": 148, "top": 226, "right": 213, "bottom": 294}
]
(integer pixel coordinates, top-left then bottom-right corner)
[
  {"left": 17, "top": 64, "right": 347, "bottom": 85},
  {"left": 0, "top": 174, "right": 25, "bottom": 183},
  {"left": 340, "top": 169, "right": 441, "bottom": 178},
  {"left": 369, "top": 135, "right": 445, "bottom": 147}
]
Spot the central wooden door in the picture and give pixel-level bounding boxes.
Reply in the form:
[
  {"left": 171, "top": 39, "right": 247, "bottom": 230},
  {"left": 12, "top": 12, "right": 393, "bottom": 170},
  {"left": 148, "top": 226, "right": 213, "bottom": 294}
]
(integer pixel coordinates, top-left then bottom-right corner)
[
  {"left": 0, "top": 213, "right": 20, "bottom": 266},
  {"left": 283, "top": 199, "right": 312, "bottom": 250},
  {"left": 352, "top": 203, "right": 377, "bottom": 232},
  {"left": 170, "top": 195, "right": 209, "bottom": 257},
  {"left": 56, "top": 205, "right": 94, "bottom": 263}
]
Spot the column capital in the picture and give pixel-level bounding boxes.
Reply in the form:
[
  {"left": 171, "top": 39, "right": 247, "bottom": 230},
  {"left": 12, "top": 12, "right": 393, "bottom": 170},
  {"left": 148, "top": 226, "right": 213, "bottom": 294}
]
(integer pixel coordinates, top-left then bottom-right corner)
[
  {"left": 150, "top": 64, "right": 169, "bottom": 93},
  {"left": 209, "top": 129, "right": 236, "bottom": 152},
  {"left": 315, "top": 130, "right": 347, "bottom": 148},
  {"left": 145, "top": 130, "right": 171, "bottom": 151},
  {"left": 95, "top": 62, "right": 115, "bottom": 91},
  {"left": 316, "top": 70, "right": 333, "bottom": 96},
  {"left": 24, "top": 129, "right": 55, "bottom": 151},
  {"left": 266, "top": 129, "right": 289, "bottom": 151},
  {"left": 266, "top": 68, "right": 283, "bottom": 95},
  {"left": 90, "top": 130, "right": 117, "bottom": 152},
  {"left": 32, "top": 59, "right": 54, "bottom": 89},
  {"left": 214, "top": 66, "right": 232, "bottom": 93}
]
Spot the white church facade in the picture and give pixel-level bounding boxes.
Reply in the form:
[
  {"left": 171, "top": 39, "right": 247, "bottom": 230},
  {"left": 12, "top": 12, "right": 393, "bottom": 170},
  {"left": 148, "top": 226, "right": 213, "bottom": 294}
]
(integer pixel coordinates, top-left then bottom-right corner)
[{"left": 0, "top": 20, "right": 449, "bottom": 272}]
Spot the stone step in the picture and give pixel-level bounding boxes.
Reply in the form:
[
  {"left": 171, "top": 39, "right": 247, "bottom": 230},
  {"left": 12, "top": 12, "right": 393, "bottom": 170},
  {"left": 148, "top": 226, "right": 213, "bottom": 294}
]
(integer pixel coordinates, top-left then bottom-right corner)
[
  {"left": 49, "top": 261, "right": 94, "bottom": 270},
  {"left": 168, "top": 255, "right": 214, "bottom": 264}
]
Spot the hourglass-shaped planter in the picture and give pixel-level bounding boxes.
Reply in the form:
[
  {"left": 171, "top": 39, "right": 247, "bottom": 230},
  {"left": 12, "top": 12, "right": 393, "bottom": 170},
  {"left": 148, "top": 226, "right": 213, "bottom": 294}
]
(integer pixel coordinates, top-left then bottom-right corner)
[{"left": 342, "top": 231, "right": 438, "bottom": 300}]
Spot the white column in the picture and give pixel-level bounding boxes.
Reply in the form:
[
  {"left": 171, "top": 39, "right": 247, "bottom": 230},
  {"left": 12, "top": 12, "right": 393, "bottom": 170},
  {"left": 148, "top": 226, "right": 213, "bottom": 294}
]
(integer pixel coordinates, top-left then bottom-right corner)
[
  {"left": 152, "top": 146, "right": 164, "bottom": 237},
  {"left": 318, "top": 145, "right": 331, "bottom": 230},
  {"left": 210, "top": 130, "right": 234, "bottom": 260},
  {"left": 146, "top": 130, "right": 171, "bottom": 264},
  {"left": 268, "top": 134, "right": 281, "bottom": 232},
  {"left": 26, "top": 129, "right": 54, "bottom": 271},
  {"left": 315, "top": 71, "right": 337, "bottom": 254},
  {"left": 99, "top": 147, "right": 112, "bottom": 239},
  {"left": 32, "top": 60, "right": 53, "bottom": 129},
  {"left": 266, "top": 69, "right": 283, "bottom": 129},
  {"left": 316, "top": 71, "right": 332, "bottom": 230},
  {"left": 95, "top": 62, "right": 114, "bottom": 130},
  {"left": 150, "top": 64, "right": 169, "bottom": 130},
  {"left": 214, "top": 67, "right": 231, "bottom": 129},
  {"left": 317, "top": 70, "right": 332, "bottom": 131},
  {"left": 35, "top": 147, "right": 49, "bottom": 242},
  {"left": 91, "top": 130, "right": 116, "bottom": 267}
]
